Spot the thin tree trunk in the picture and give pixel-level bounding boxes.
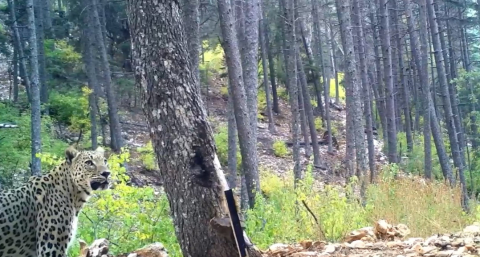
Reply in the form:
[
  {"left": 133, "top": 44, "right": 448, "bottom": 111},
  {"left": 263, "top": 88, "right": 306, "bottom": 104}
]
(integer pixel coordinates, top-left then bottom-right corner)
[
  {"left": 378, "top": 0, "right": 398, "bottom": 163},
  {"left": 282, "top": 0, "right": 302, "bottom": 184},
  {"left": 336, "top": 0, "right": 366, "bottom": 202},
  {"left": 262, "top": 1, "right": 279, "bottom": 114},
  {"left": 259, "top": 14, "right": 275, "bottom": 132},
  {"left": 404, "top": 0, "right": 432, "bottom": 178},
  {"left": 34, "top": 0, "right": 48, "bottom": 109},
  {"left": 297, "top": 49, "right": 321, "bottom": 167},
  {"left": 426, "top": 0, "right": 468, "bottom": 210},
  {"left": 352, "top": 0, "right": 375, "bottom": 180},
  {"left": 182, "top": 0, "right": 200, "bottom": 93},
  {"left": 82, "top": 0, "right": 99, "bottom": 150},
  {"left": 27, "top": 0, "right": 42, "bottom": 176},
  {"left": 369, "top": 6, "right": 388, "bottom": 146},
  {"left": 218, "top": 0, "right": 260, "bottom": 208},
  {"left": 91, "top": 0, "right": 123, "bottom": 152}
]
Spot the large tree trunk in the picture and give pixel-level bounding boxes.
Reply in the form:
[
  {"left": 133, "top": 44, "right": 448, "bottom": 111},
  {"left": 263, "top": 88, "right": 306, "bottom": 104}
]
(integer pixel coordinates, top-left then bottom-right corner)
[
  {"left": 218, "top": 0, "right": 260, "bottom": 208},
  {"left": 126, "top": 1, "right": 262, "bottom": 256},
  {"left": 27, "top": 0, "right": 42, "bottom": 176}
]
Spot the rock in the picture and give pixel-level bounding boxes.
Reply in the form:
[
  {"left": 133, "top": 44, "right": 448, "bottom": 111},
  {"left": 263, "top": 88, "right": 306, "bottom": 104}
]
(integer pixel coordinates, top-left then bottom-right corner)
[
  {"left": 128, "top": 242, "right": 169, "bottom": 257},
  {"left": 323, "top": 244, "right": 336, "bottom": 254}
]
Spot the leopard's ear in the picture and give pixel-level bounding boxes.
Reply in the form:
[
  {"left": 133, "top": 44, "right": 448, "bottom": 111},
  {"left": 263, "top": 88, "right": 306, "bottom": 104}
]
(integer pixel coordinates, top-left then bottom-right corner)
[
  {"left": 65, "top": 145, "right": 79, "bottom": 164},
  {"left": 95, "top": 146, "right": 105, "bottom": 156}
]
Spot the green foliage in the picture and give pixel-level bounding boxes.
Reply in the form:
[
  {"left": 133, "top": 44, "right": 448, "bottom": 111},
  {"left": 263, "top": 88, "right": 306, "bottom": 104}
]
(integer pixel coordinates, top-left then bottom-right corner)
[
  {"left": 220, "top": 85, "right": 228, "bottom": 97},
  {"left": 0, "top": 103, "right": 68, "bottom": 188},
  {"left": 213, "top": 125, "right": 242, "bottom": 170},
  {"left": 314, "top": 117, "right": 323, "bottom": 131},
  {"left": 44, "top": 39, "right": 83, "bottom": 87},
  {"left": 67, "top": 149, "right": 181, "bottom": 256},
  {"left": 48, "top": 87, "right": 91, "bottom": 131},
  {"left": 137, "top": 141, "right": 158, "bottom": 171},
  {"left": 272, "top": 140, "right": 289, "bottom": 158},
  {"left": 246, "top": 166, "right": 369, "bottom": 248},
  {"left": 277, "top": 87, "right": 289, "bottom": 101},
  {"left": 395, "top": 132, "right": 443, "bottom": 180},
  {"left": 367, "top": 165, "right": 474, "bottom": 237},
  {"left": 257, "top": 90, "right": 267, "bottom": 120},
  {"left": 199, "top": 40, "right": 225, "bottom": 74}
]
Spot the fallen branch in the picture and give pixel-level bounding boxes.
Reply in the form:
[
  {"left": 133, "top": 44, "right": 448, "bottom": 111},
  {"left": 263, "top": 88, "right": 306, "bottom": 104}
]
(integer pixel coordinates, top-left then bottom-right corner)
[{"left": 302, "top": 200, "right": 326, "bottom": 240}]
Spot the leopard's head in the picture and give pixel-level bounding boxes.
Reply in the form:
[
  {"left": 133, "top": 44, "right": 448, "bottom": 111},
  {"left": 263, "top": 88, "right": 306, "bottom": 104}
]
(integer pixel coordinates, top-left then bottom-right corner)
[{"left": 65, "top": 146, "right": 111, "bottom": 192}]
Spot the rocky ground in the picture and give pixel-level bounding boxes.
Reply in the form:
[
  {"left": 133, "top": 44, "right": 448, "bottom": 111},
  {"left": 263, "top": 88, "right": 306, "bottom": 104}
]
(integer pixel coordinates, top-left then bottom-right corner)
[{"left": 80, "top": 221, "right": 480, "bottom": 257}]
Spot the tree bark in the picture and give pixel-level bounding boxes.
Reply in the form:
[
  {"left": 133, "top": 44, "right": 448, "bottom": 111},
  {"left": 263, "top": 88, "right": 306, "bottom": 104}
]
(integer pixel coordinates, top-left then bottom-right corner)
[
  {"left": 378, "top": 0, "right": 398, "bottom": 163},
  {"left": 34, "top": 0, "right": 48, "bottom": 108},
  {"left": 262, "top": 1, "right": 279, "bottom": 114},
  {"left": 127, "top": 2, "right": 262, "bottom": 256},
  {"left": 337, "top": 0, "right": 366, "bottom": 198},
  {"left": 8, "top": 0, "right": 31, "bottom": 102},
  {"left": 218, "top": 0, "right": 260, "bottom": 208},
  {"left": 82, "top": 0, "right": 100, "bottom": 150},
  {"left": 182, "top": 0, "right": 200, "bottom": 92},
  {"left": 259, "top": 15, "right": 275, "bottom": 133},
  {"left": 404, "top": 0, "right": 432, "bottom": 178},
  {"left": 351, "top": 0, "right": 375, "bottom": 180},
  {"left": 426, "top": 0, "right": 468, "bottom": 210},
  {"left": 282, "top": 0, "right": 302, "bottom": 183},
  {"left": 27, "top": 0, "right": 42, "bottom": 176},
  {"left": 297, "top": 48, "right": 321, "bottom": 167},
  {"left": 91, "top": 0, "right": 123, "bottom": 152}
]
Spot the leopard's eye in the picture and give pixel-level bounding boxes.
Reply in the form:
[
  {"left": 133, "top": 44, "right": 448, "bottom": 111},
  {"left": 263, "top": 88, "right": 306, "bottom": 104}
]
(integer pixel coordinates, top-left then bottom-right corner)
[{"left": 85, "top": 160, "right": 94, "bottom": 166}]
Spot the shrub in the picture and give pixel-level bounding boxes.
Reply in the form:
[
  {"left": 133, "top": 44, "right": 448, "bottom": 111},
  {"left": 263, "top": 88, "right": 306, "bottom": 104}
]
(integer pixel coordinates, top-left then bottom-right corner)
[
  {"left": 0, "top": 103, "right": 68, "bottom": 188},
  {"left": 257, "top": 90, "right": 267, "bottom": 120},
  {"left": 272, "top": 140, "right": 289, "bottom": 158},
  {"left": 199, "top": 40, "right": 224, "bottom": 74},
  {"left": 48, "top": 87, "right": 91, "bottom": 132},
  {"left": 137, "top": 141, "right": 158, "bottom": 171},
  {"left": 246, "top": 166, "right": 369, "bottom": 248},
  {"left": 44, "top": 39, "right": 83, "bottom": 88}
]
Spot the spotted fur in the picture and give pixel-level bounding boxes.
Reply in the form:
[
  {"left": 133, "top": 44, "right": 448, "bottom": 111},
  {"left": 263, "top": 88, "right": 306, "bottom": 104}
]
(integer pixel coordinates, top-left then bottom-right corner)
[{"left": 0, "top": 146, "right": 111, "bottom": 257}]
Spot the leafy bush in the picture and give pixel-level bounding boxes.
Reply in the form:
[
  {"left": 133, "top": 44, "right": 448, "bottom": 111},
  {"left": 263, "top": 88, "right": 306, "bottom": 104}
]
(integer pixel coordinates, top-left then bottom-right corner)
[
  {"left": 0, "top": 103, "right": 68, "bottom": 188},
  {"left": 272, "top": 140, "right": 289, "bottom": 157},
  {"left": 246, "top": 166, "right": 369, "bottom": 248},
  {"left": 257, "top": 89, "right": 267, "bottom": 120},
  {"left": 48, "top": 87, "right": 91, "bottom": 131},
  {"left": 199, "top": 40, "right": 224, "bottom": 74},
  {"left": 137, "top": 141, "right": 158, "bottom": 171},
  {"left": 314, "top": 117, "right": 323, "bottom": 131},
  {"left": 44, "top": 39, "right": 83, "bottom": 87}
]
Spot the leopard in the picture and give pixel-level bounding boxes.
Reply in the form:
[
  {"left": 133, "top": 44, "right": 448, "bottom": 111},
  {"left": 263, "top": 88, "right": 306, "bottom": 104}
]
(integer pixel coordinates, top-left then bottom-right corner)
[{"left": 0, "top": 145, "right": 111, "bottom": 257}]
